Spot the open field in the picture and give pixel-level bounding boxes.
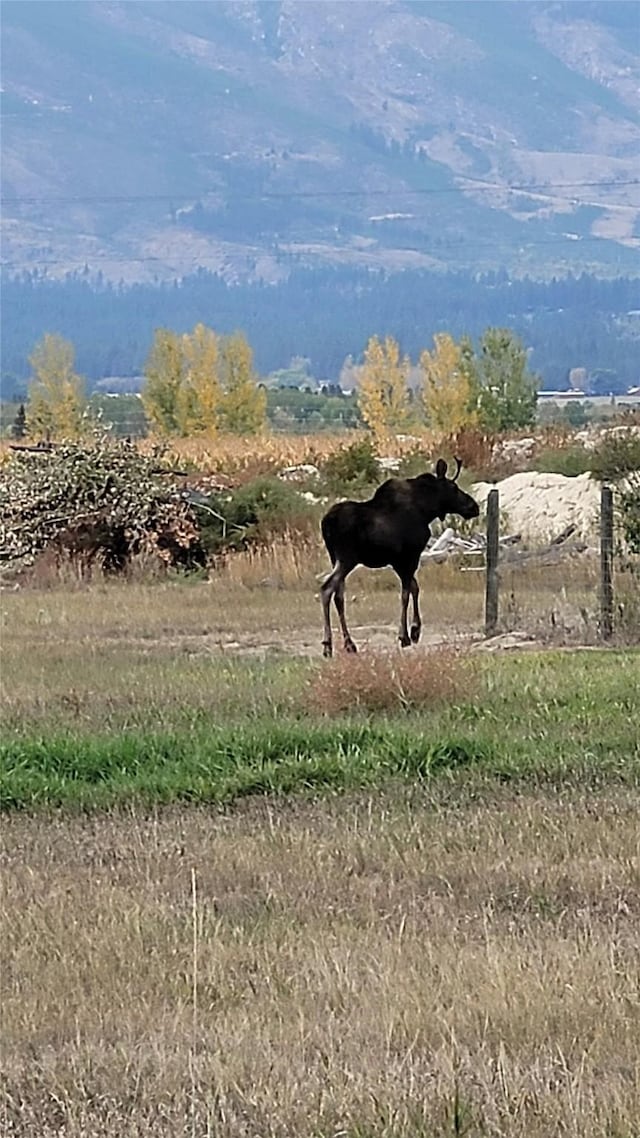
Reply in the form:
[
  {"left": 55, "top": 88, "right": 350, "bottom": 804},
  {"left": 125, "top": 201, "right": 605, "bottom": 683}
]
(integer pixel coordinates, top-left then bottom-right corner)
[
  {"left": 1, "top": 576, "right": 639, "bottom": 1135},
  {"left": 1, "top": 570, "right": 638, "bottom": 808},
  {"left": 2, "top": 788, "right": 640, "bottom": 1136}
]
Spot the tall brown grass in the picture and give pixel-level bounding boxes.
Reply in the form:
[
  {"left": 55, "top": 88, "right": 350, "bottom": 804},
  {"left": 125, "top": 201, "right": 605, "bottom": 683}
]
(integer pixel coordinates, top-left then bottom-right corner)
[{"left": 156, "top": 429, "right": 450, "bottom": 477}]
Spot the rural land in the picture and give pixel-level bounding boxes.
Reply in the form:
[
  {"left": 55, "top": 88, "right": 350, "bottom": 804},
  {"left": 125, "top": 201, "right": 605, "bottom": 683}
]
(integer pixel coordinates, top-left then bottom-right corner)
[{"left": 1, "top": 3, "right": 640, "bottom": 1136}]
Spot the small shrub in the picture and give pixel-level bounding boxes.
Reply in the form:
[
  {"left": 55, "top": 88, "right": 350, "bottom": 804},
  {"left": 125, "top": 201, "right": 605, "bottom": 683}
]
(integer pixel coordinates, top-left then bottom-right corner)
[
  {"left": 589, "top": 430, "right": 640, "bottom": 483},
  {"left": 588, "top": 431, "right": 640, "bottom": 556},
  {"left": 306, "top": 646, "right": 473, "bottom": 715},
  {"left": 616, "top": 561, "right": 640, "bottom": 641},
  {"left": 198, "top": 475, "right": 318, "bottom": 555},
  {"left": 320, "top": 437, "right": 381, "bottom": 497},
  {"left": 533, "top": 445, "right": 592, "bottom": 477}
]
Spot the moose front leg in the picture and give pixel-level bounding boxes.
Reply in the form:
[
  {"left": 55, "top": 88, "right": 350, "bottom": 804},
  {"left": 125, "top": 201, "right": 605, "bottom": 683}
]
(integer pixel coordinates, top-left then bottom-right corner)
[{"left": 398, "top": 579, "right": 412, "bottom": 648}]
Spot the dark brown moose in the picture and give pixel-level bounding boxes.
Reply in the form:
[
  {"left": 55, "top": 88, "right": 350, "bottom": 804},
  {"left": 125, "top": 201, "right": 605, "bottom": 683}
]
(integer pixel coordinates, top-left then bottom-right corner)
[{"left": 320, "top": 458, "right": 480, "bottom": 657}]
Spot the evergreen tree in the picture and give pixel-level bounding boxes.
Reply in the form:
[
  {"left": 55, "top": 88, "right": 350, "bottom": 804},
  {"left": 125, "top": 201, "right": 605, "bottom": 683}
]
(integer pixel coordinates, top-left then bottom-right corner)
[{"left": 11, "top": 403, "right": 28, "bottom": 440}]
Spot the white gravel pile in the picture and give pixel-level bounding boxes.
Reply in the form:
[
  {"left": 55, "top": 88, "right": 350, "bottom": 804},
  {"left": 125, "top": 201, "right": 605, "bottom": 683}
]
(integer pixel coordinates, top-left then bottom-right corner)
[{"left": 472, "top": 471, "right": 601, "bottom": 543}]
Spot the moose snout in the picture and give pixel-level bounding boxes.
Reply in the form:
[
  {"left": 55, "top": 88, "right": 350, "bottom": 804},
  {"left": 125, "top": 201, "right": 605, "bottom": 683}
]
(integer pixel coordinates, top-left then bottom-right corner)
[{"left": 457, "top": 495, "right": 480, "bottom": 520}]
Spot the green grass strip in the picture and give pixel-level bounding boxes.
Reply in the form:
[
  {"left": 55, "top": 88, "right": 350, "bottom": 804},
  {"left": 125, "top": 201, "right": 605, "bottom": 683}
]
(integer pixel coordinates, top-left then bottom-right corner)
[{"left": 2, "top": 716, "right": 639, "bottom": 812}]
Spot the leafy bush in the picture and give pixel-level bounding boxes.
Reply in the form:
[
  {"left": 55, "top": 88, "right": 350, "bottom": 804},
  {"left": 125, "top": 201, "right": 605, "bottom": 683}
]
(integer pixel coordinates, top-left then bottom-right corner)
[
  {"left": 533, "top": 445, "right": 592, "bottom": 477},
  {"left": 589, "top": 430, "right": 640, "bottom": 483},
  {"left": 319, "top": 437, "right": 381, "bottom": 497},
  {"left": 446, "top": 427, "right": 496, "bottom": 480},
  {"left": 0, "top": 436, "right": 204, "bottom": 574},
  {"left": 396, "top": 445, "right": 434, "bottom": 478},
  {"left": 198, "top": 476, "right": 318, "bottom": 555}
]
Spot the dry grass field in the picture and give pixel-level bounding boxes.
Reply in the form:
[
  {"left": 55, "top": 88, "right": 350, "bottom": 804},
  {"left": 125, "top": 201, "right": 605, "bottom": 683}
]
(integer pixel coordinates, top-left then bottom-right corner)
[
  {"left": 2, "top": 789, "right": 639, "bottom": 1137},
  {"left": 158, "top": 431, "right": 435, "bottom": 475},
  {"left": 1, "top": 555, "right": 639, "bottom": 1136}
]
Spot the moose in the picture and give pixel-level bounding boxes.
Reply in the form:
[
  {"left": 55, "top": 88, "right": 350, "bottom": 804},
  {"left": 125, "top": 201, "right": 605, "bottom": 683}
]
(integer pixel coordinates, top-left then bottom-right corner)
[{"left": 320, "top": 458, "right": 480, "bottom": 657}]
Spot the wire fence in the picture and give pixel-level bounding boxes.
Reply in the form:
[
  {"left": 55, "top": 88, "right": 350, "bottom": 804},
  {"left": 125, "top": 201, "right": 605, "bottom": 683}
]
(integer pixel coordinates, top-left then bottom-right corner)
[{"left": 476, "top": 484, "right": 635, "bottom": 646}]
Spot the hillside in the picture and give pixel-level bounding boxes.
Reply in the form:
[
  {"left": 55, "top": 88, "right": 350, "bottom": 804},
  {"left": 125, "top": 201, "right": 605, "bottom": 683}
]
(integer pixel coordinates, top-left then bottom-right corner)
[{"left": 1, "top": 0, "right": 639, "bottom": 281}]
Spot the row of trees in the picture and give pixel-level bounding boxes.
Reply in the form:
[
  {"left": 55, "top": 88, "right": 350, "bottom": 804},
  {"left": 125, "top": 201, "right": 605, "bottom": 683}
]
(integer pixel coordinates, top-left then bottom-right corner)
[
  {"left": 16, "top": 324, "right": 537, "bottom": 441},
  {"left": 357, "top": 327, "right": 538, "bottom": 438},
  {"left": 18, "top": 326, "right": 269, "bottom": 440},
  {"left": 142, "top": 325, "right": 266, "bottom": 435}
]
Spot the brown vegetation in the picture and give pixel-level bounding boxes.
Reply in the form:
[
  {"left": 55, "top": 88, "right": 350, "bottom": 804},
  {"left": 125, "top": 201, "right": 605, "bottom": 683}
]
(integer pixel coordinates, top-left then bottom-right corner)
[
  {"left": 306, "top": 645, "right": 472, "bottom": 715},
  {"left": 2, "top": 791, "right": 639, "bottom": 1136}
]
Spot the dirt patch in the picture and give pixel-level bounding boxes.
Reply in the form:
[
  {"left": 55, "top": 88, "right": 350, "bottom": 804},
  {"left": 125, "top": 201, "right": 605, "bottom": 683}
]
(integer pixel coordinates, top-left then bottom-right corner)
[{"left": 81, "top": 622, "right": 600, "bottom": 660}]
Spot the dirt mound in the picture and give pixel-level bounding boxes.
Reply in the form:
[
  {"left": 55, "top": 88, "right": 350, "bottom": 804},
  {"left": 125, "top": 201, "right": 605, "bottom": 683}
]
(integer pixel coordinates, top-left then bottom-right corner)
[{"left": 472, "top": 471, "right": 600, "bottom": 542}]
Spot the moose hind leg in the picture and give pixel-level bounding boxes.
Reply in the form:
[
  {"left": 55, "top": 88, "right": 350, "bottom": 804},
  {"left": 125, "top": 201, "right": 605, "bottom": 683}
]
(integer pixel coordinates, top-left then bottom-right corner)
[
  {"left": 410, "top": 576, "right": 422, "bottom": 643},
  {"left": 321, "top": 574, "right": 336, "bottom": 658},
  {"left": 334, "top": 576, "right": 357, "bottom": 654}
]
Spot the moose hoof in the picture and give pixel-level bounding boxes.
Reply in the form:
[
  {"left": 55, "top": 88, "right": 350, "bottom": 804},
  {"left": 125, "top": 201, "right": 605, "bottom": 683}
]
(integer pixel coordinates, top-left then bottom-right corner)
[
  {"left": 344, "top": 639, "right": 358, "bottom": 654},
  {"left": 399, "top": 634, "right": 412, "bottom": 649},
  {"left": 322, "top": 642, "right": 333, "bottom": 659},
  {"left": 410, "top": 624, "right": 421, "bottom": 644}
]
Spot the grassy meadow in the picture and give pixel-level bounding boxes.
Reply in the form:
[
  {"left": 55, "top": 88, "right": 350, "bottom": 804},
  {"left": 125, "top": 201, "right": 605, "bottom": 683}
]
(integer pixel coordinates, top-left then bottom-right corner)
[{"left": 1, "top": 572, "right": 639, "bottom": 1136}]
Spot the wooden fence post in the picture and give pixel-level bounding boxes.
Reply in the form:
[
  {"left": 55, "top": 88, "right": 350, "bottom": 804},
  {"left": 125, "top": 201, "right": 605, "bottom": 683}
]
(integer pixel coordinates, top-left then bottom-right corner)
[
  {"left": 600, "top": 485, "right": 614, "bottom": 641},
  {"left": 485, "top": 488, "right": 500, "bottom": 636}
]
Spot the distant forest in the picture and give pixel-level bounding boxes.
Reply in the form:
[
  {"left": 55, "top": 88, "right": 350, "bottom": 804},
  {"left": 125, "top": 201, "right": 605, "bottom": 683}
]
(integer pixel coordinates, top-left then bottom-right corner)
[{"left": 1, "top": 266, "right": 638, "bottom": 397}]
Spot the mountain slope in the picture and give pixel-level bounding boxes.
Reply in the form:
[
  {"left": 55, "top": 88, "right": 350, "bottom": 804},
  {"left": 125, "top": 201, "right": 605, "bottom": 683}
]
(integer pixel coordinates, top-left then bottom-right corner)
[{"left": 1, "top": 0, "right": 638, "bottom": 281}]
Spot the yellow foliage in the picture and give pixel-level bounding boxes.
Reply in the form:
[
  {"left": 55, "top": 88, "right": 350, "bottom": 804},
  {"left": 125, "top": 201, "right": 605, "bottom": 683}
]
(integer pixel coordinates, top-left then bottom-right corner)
[
  {"left": 219, "top": 333, "right": 267, "bottom": 435},
  {"left": 357, "top": 335, "right": 413, "bottom": 440},
  {"left": 27, "top": 333, "right": 87, "bottom": 440},
  {"left": 142, "top": 326, "right": 266, "bottom": 437},
  {"left": 141, "top": 329, "right": 184, "bottom": 435},
  {"left": 419, "top": 333, "right": 479, "bottom": 434},
  {"left": 175, "top": 323, "right": 221, "bottom": 435}
]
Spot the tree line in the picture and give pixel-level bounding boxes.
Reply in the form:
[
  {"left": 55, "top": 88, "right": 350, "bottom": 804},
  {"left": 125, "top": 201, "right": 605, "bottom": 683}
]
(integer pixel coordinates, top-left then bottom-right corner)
[
  {"left": 13, "top": 324, "right": 537, "bottom": 441},
  {"left": 1, "top": 265, "right": 637, "bottom": 396},
  {"left": 356, "top": 328, "right": 536, "bottom": 439}
]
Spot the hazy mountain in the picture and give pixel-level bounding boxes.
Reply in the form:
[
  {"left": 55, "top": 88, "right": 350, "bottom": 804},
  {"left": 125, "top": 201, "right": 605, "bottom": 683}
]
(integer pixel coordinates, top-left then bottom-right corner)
[{"left": 2, "top": 0, "right": 639, "bottom": 282}]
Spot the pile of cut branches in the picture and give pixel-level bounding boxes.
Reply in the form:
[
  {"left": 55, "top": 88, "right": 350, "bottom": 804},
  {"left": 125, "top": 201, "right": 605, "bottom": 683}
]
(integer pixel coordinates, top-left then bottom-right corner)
[{"left": 0, "top": 436, "right": 205, "bottom": 574}]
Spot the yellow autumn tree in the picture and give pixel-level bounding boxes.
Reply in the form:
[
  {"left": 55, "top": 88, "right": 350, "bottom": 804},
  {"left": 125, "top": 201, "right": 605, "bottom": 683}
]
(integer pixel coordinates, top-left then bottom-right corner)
[
  {"left": 419, "top": 333, "right": 479, "bottom": 434},
  {"left": 27, "top": 333, "right": 87, "bottom": 440},
  {"left": 175, "top": 323, "right": 221, "bottom": 435},
  {"left": 218, "top": 333, "right": 267, "bottom": 435},
  {"left": 141, "top": 329, "right": 184, "bottom": 435},
  {"left": 357, "top": 335, "right": 412, "bottom": 440}
]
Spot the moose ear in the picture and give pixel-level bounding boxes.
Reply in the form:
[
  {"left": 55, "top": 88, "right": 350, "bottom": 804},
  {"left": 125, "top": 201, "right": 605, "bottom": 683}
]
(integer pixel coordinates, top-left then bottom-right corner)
[{"left": 435, "top": 458, "right": 447, "bottom": 480}]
